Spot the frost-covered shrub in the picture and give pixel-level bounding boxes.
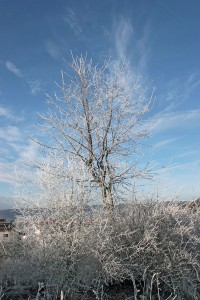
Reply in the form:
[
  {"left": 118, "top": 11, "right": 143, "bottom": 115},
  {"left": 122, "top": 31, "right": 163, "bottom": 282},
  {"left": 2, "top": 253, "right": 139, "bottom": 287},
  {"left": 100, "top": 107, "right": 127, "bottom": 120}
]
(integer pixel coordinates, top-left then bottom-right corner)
[{"left": 1, "top": 199, "right": 200, "bottom": 299}]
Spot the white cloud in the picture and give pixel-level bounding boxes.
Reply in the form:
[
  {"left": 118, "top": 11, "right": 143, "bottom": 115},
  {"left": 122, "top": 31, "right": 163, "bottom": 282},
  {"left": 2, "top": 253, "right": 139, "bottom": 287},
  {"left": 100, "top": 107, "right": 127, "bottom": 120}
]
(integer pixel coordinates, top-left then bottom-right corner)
[
  {"left": 114, "top": 16, "right": 134, "bottom": 62},
  {"left": 185, "top": 71, "right": 200, "bottom": 96},
  {"left": 136, "top": 23, "right": 151, "bottom": 73},
  {"left": 20, "top": 140, "right": 40, "bottom": 161},
  {"left": 157, "top": 160, "right": 200, "bottom": 173},
  {"left": 5, "top": 60, "right": 43, "bottom": 96},
  {"left": 64, "top": 8, "right": 82, "bottom": 36},
  {"left": 0, "top": 157, "right": 36, "bottom": 188},
  {"left": 45, "top": 40, "right": 62, "bottom": 60},
  {"left": 0, "top": 104, "right": 23, "bottom": 122},
  {"left": 5, "top": 61, "right": 23, "bottom": 78},
  {"left": 143, "top": 158, "right": 200, "bottom": 201},
  {"left": 159, "top": 71, "right": 200, "bottom": 111},
  {"left": 28, "top": 79, "right": 42, "bottom": 95},
  {"left": 0, "top": 126, "right": 22, "bottom": 142},
  {"left": 155, "top": 0, "right": 183, "bottom": 22},
  {"left": 176, "top": 150, "right": 198, "bottom": 159},
  {"left": 0, "top": 106, "right": 41, "bottom": 203},
  {"left": 0, "top": 139, "right": 40, "bottom": 191},
  {"left": 0, "top": 161, "right": 19, "bottom": 185},
  {"left": 0, "top": 105, "right": 13, "bottom": 119},
  {"left": 152, "top": 108, "right": 200, "bottom": 133},
  {"left": 113, "top": 16, "right": 151, "bottom": 74},
  {"left": 154, "top": 137, "right": 181, "bottom": 149}
]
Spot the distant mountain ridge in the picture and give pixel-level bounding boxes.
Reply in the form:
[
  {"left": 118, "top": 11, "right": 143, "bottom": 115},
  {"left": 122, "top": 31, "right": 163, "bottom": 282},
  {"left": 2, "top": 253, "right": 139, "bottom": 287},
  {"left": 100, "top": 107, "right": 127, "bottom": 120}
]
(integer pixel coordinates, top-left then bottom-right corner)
[
  {"left": 1, "top": 199, "right": 199, "bottom": 222},
  {"left": 0, "top": 209, "right": 21, "bottom": 221}
]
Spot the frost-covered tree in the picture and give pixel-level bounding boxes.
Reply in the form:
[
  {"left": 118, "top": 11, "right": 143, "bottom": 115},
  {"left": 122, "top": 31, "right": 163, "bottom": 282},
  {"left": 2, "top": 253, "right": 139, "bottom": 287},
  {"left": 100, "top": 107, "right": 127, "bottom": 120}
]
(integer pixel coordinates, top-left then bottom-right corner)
[{"left": 38, "top": 55, "right": 154, "bottom": 210}]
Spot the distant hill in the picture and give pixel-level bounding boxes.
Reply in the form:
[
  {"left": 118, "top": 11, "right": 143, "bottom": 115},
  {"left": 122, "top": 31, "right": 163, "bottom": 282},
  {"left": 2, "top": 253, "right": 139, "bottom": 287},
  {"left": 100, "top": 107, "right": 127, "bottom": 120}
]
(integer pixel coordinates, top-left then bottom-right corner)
[
  {"left": 0, "top": 209, "right": 21, "bottom": 221},
  {"left": 0, "top": 199, "right": 199, "bottom": 222}
]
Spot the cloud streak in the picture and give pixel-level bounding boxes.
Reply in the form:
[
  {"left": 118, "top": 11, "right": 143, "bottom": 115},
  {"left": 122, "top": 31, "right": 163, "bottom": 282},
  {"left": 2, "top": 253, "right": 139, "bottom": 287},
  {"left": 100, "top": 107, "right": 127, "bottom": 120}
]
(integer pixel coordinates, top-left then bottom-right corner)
[
  {"left": 0, "top": 126, "right": 22, "bottom": 142},
  {"left": 28, "top": 79, "right": 42, "bottom": 95},
  {"left": 154, "top": 137, "right": 182, "bottom": 149},
  {"left": 152, "top": 108, "right": 200, "bottom": 133},
  {"left": 0, "top": 105, "right": 40, "bottom": 192},
  {"left": 155, "top": 0, "right": 183, "bottom": 22},
  {"left": 165, "top": 160, "right": 200, "bottom": 172},
  {"left": 0, "top": 105, "right": 24, "bottom": 122},
  {"left": 5, "top": 59, "right": 43, "bottom": 96},
  {"left": 0, "top": 161, "right": 19, "bottom": 185},
  {"left": 64, "top": 8, "right": 82, "bottom": 36},
  {"left": 5, "top": 61, "right": 23, "bottom": 78},
  {"left": 114, "top": 16, "right": 134, "bottom": 62},
  {"left": 113, "top": 16, "right": 151, "bottom": 75},
  {"left": 0, "top": 130, "right": 40, "bottom": 198},
  {"left": 45, "top": 40, "right": 62, "bottom": 60},
  {"left": 158, "top": 71, "right": 200, "bottom": 113},
  {"left": 0, "top": 105, "right": 14, "bottom": 119}
]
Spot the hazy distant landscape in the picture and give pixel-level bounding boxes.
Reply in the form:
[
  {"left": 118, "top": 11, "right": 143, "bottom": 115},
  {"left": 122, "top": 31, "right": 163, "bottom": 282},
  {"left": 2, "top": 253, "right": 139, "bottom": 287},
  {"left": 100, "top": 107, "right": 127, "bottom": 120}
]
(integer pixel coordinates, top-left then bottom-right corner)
[{"left": 0, "top": 209, "right": 20, "bottom": 221}]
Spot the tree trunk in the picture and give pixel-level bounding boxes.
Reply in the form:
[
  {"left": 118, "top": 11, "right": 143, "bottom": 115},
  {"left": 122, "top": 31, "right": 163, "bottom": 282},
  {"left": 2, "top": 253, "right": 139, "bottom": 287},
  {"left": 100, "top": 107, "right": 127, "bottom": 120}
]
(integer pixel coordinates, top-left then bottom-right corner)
[
  {"left": 107, "top": 185, "right": 114, "bottom": 210},
  {"left": 101, "top": 184, "right": 108, "bottom": 210}
]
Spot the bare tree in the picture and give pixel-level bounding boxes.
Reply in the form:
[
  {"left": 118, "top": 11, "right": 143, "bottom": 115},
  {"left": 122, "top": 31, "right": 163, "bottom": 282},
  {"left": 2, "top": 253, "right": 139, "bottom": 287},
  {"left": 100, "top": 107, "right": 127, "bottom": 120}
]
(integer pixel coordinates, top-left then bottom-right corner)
[{"left": 38, "top": 55, "right": 154, "bottom": 210}]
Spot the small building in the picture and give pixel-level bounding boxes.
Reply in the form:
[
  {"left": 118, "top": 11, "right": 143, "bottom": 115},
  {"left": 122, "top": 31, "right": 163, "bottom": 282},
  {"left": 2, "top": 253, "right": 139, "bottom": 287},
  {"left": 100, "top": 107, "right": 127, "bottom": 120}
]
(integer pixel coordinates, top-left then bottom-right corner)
[{"left": 0, "top": 217, "right": 13, "bottom": 241}]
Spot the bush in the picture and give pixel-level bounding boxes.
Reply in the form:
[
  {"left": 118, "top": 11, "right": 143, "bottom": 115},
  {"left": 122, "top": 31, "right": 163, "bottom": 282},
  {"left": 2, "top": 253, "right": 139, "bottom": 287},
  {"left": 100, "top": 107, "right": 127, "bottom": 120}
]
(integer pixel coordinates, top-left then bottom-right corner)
[{"left": 1, "top": 199, "right": 200, "bottom": 299}]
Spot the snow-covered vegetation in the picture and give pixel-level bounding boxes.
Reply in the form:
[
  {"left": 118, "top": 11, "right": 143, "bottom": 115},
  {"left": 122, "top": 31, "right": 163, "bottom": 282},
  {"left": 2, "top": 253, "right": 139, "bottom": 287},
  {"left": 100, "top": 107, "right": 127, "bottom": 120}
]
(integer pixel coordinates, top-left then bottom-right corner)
[
  {"left": 1, "top": 197, "right": 200, "bottom": 299},
  {"left": 1, "top": 57, "right": 200, "bottom": 299}
]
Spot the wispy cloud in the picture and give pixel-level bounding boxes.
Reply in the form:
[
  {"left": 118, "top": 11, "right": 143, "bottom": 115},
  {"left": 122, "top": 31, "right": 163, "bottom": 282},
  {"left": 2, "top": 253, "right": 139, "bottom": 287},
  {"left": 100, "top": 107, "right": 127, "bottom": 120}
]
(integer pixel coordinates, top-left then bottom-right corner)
[
  {"left": 0, "top": 105, "right": 14, "bottom": 119},
  {"left": 114, "top": 16, "right": 134, "bottom": 62},
  {"left": 0, "top": 157, "right": 36, "bottom": 188},
  {"left": 5, "top": 60, "right": 43, "bottom": 96},
  {"left": 146, "top": 157, "right": 200, "bottom": 201},
  {"left": 0, "top": 126, "right": 22, "bottom": 142},
  {"left": 185, "top": 71, "right": 200, "bottom": 96},
  {"left": 155, "top": 0, "right": 183, "bottom": 22},
  {"left": 136, "top": 22, "right": 151, "bottom": 73},
  {"left": 45, "top": 40, "right": 62, "bottom": 60},
  {"left": 28, "top": 79, "right": 42, "bottom": 95},
  {"left": 0, "top": 129, "right": 40, "bottom": 192},
  {"left": 176, "top": 150, "right": 198, "bottom": 159},
  {"left": 0, "top": 161, "right": 19, "bottom": 185},
  {"left": 159, "top": 71, "right": 200, "bottom": 111},
  {"left": 159, "top": 160, "right": 200, "bottom": 173},
  {"left": 5, "top": 60, "right": 23, "bottom": 78},
  {"left": 0, "top": 104, "right": 24, "bottom": 122},
  {"left": 113, "top": 16, "right": 151, "bottom": 75},
  {"left": 152, "top": 108, "right": 200, "bottom": 133},
  {"left": 154, "top": 137, "right": 182, "bottom": 149},
  {"left": 20, "top": 140, "right": 40, "bottom": 162},
  {"left": 64, "top": 8, "right": 82, "bottom": 36}
]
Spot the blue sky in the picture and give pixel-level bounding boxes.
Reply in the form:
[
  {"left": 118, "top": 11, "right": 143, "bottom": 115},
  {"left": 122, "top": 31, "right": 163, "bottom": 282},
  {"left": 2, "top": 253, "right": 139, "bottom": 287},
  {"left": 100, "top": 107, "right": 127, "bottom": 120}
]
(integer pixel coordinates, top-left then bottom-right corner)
[{"left": 0, "top": 0, "right": 200, "bottom": 208}]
